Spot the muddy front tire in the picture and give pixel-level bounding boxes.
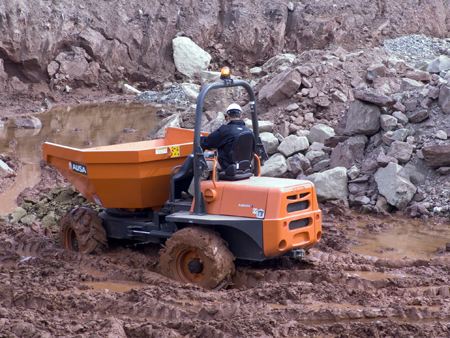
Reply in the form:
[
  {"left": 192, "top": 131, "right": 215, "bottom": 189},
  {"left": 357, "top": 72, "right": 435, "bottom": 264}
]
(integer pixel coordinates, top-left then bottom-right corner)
[
  {"left": 159, "top": 227, "right": 235, "bottom": 290},
  {"left": 60, "top": 207, "right": 107, "bottom": 254}
]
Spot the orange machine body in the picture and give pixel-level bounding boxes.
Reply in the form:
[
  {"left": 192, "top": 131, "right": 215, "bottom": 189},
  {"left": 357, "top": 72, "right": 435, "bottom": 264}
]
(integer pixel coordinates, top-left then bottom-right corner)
[
  {"left": 198, "top": 177, "right": 322, "bottom": 258},
  {"left": 42, "top": 127, "right": 206, "bottom": 209}
]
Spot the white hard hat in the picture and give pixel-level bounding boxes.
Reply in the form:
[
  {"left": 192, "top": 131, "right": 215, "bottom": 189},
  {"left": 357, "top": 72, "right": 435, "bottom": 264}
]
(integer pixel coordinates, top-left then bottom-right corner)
[{"left": 226, "top": 103, "right": 242, "bottom": 114}]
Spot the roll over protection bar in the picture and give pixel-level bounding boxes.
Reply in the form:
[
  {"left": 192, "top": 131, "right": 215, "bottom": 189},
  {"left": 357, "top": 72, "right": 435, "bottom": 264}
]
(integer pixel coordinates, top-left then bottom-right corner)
[{"left": 192, "top": 79, "right": 268, "bottom": 215}]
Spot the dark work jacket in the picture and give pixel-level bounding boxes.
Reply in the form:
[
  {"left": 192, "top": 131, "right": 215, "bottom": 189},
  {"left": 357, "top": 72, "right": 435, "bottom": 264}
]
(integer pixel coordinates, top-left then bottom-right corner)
[{"left": 200, "top": 120, "right": 254, "bottom": 168}]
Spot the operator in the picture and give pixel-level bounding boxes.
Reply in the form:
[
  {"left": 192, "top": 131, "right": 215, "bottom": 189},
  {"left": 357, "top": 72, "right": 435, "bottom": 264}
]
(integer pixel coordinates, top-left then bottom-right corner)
[
  {"left": 185, "top": 103, "right": 254, "bottom": 198},
  {"left": 200, "top": 103, "right": 253, "bottom": 169}
]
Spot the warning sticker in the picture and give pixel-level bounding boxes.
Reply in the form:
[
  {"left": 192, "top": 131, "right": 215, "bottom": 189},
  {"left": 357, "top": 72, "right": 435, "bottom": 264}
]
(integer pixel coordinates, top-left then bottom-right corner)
[
  {"left": 155, "top": 147, "right": 168, "bottom": 155},
  {"left": 171, "top": 145, "right": 180, "bottom": 157},
  {"left": 256, "top": 209, "right": 265, "bottom": 219}
]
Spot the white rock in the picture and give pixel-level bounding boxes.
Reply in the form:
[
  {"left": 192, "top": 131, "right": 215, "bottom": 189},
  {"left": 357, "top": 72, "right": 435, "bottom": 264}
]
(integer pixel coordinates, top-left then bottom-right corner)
[
  {"left": 307, "top": 167, "right": 348, "bottom": 202},
  {"left": 261, "top": 153, "right": 287, "bottom": 177},
  {"left": 277, "top": 135, "right": 309, "bottom": 157},
  {"left": 0, "top": 159, "right": 14, "bottom": 178},
  {"left": 308, "top": 124, "right": 335, "bottom": 144},
  {"left": 14, "top": 116, "right": 42, "bottom": 129},
  {"left": 436, "top": 130, "right": 448, "bottom": 140},
  {"left": 123, "top": 84, "right": 142, "bottom": 94},
  {"left": 180, "top": 83, "right": 200, "bottom": 103},
  {"left": 244, "top": 119, "right": 273, "bottom": 133},
  {"left": 260, "top": 132, "right": 279, "bottom": 155},
  {"left": 172, "top": 37, "right": 211, "bottom": 78}
]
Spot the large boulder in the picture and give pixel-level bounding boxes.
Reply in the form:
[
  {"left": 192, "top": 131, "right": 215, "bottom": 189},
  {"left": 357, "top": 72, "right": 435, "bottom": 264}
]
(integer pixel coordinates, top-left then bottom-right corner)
[
  {"left": 422, "top": 144, "right": 450, "bottom": 168},
  {"left": 374, "top": 163, "right": 417, "bottom": 210},
  {"left": 287, "top": 153, "right": 312, "bottom": 176},
  {"left": 353, "top": 88, "right": 396, "bottom": 107},
  {"left": 426, "top": 55, "right": 450, "bottom": 73},
  {"left": 438, "top": 85, "right": 450, "bottom": 114},
  {"left": 307, "top": 167, "right": 348, "bottom": 202},
  {"left": 387, "top": 141, "right": 414, "bottom": 164},
  {"left": 260, "top": 132, "right": 279, "bottom": 155},
  {"left": 345, "top": 100, "right": 381, "bottom": 136},
  {"left": 277, "top": 135, "right": 309, "bottom": 157},
  {"left": 258, "top": 68, "right": 302, "bottom": 105},
  {"left": 308, "top": 124, "right": 335, "bottom": 144},
  {"left": 400, "top": 78, "right": 423, "bottom": 92},
  {"left": 330, "top": 135, "right": 367, "bottom": 169},
  {"left": 172, "top": 37, "right": 211, "bottom": 78},
  {"left": 244, "top": 119, "right": 274, "bottom": 133},
  {"left": 261, "top": 153, "right": 287, "bottom": 177},
  {"left": 14, "top": 117, "right": 42, "bottom": 129}
]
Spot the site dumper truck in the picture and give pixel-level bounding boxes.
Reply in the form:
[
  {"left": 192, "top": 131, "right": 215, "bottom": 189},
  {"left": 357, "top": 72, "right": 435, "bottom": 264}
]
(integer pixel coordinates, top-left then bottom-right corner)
[{"left": 43, "top": 67, "right": 322, "bottom": 289}]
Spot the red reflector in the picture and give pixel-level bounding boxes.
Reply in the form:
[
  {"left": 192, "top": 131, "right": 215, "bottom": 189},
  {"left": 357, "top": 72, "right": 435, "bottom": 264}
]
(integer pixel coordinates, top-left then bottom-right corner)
[
  {"left": 283, "top": 221, "right": 287, "bottom": 228},
  {"left": 315, "top": 214, "right": 320, "bottom": 221}
]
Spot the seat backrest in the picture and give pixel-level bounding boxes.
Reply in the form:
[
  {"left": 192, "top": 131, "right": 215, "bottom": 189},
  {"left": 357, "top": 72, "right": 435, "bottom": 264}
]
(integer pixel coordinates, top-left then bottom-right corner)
[{"left": 228, "top": 130, "right": 255, "bottom": 165}]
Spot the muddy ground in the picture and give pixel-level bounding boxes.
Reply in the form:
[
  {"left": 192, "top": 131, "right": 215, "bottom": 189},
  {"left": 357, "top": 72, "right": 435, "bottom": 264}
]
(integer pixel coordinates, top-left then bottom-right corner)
[{"left": 3, "top": 195, "right": 450, "bottom": 337}]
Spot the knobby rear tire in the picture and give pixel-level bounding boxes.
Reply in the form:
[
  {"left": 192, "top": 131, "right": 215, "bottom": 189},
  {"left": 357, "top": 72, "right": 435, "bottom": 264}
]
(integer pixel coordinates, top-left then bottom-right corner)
[
  {"left": 60, "top": 207, "right": 107, "bottom": 254},
  {"left": 159, "top": 227, "right": 235, "bottom": 290}
]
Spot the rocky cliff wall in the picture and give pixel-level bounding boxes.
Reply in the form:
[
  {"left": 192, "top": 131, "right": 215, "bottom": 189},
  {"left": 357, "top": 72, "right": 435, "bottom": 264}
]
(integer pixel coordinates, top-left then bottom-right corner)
[{"left": 1, "top": 0, "right": 450, "bottom": 95}]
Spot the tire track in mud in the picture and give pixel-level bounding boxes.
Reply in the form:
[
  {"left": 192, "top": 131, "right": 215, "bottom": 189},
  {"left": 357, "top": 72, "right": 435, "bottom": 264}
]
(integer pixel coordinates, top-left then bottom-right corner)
[{"left": 2, "top": 221, "right": 450, "bottom": 337}]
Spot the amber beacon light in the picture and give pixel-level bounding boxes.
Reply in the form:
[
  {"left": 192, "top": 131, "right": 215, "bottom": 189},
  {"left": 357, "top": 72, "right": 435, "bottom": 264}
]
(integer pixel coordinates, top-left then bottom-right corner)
[{"left": 220, "top": 67, "right": 231, "bottom": 79}]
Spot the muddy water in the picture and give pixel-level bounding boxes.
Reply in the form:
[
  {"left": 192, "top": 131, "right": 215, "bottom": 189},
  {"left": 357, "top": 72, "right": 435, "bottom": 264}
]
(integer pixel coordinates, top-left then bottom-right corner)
[
  {"left": 346, "top": 215, "right": 450, "bottom": 260},
  {"left": 81, "top": 281, "right": 148, "bottom": 293},
  {"left": 344, "top": 271, "right": 414, "bottom": 280},
  {"left": 0, "top": 102, "right": 162, "bottom": 214}
]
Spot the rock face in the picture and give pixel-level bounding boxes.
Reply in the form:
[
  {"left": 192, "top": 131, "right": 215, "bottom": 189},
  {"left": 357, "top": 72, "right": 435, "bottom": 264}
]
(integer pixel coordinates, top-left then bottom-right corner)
[
  {"left": 172, "top": 37, "right": 211, "bottom": 78},
  {"left": 0, "top": 0, "right": 449, "bottom": 95},
  {"left": 374, "top": 163, "right": 416, "bottom": 210},
  {"left": 307, "top": 167, "right": 348, "bottom": 202},
  {"left": 258, "top": 69, "right": 302, "bottom": 105}
]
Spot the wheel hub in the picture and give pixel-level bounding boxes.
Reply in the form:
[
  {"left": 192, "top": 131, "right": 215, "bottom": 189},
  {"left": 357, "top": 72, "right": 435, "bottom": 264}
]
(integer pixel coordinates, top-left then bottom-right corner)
[{"left": 187, "top": 257, "right": 203, "bottom": 274}]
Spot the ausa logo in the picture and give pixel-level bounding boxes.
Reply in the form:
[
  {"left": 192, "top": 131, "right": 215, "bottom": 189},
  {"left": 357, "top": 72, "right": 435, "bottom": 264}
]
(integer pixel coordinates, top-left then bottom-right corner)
[{"left": 69, "top": 162, "right": 87, "bottom": 175}]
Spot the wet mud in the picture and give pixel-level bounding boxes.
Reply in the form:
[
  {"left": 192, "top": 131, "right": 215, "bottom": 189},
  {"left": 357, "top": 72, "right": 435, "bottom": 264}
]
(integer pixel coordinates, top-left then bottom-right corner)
[{"left": 2, "top": 203, "right": 450, "bottom": 337}]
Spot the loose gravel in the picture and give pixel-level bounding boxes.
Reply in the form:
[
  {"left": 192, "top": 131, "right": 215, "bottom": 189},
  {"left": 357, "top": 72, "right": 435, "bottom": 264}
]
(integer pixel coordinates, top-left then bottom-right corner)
[{"left": 380, "top": 34, "right": 450, "bottom": 64}]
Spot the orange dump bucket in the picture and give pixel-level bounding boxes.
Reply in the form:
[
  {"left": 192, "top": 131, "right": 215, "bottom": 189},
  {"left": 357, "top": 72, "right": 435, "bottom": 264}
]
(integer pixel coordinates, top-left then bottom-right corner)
[{"left": 43, "top": 127, "right": 201, "bottom": 209}]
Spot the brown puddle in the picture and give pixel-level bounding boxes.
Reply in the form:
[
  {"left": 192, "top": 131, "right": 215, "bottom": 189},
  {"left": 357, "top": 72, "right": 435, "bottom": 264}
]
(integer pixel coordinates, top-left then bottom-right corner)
[
  {"left": 81, "top": 281, "right": 148, "bottom": 293},
  {"left": 308, "top": 302, "right": 367, "bottom": 311},
  {"left": 0, "top": 102, "right": 162, "bottom": 215},
  {"left": 344, "top": 271, "right": 415, "bottom": 280},
  {"left": 346, "top": 215, "right": 450, "bottom": 260}
]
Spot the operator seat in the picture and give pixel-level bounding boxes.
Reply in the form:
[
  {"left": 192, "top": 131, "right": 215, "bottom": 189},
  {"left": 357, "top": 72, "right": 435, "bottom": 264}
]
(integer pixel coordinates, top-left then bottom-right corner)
[{"left": 218, "top": 130, "right": 255, "bottom": 181}]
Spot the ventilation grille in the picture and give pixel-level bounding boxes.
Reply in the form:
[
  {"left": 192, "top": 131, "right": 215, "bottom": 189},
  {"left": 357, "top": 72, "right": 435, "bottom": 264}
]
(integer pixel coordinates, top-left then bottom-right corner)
[
  {"left": 289, "top": 218, "right": 310, "bottom": 230},
  {"left": 287, "top": 200, "right": 309, "bottom": 213}
]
